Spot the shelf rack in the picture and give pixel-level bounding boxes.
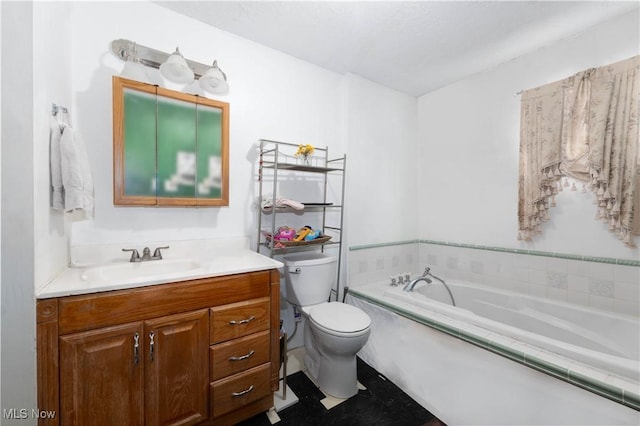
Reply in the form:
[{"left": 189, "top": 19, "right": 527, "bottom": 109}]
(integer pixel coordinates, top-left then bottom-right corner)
[{"left": 256, "top": 139, "right": 346, "bottom": 301}]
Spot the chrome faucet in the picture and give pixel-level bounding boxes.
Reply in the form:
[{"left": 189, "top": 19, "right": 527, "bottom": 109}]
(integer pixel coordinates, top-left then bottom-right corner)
[
  {"left": 403, "top": 267, "right": 456, "bottom": 307},
  {"left": 403, "top": 275, "right": 432, "bottom": 291},
  {"left": 122, "top": 246, "right": 169, "bottom": 262},
  {"left": 122, "top": 248, "right": 141, "bottom": 262}
]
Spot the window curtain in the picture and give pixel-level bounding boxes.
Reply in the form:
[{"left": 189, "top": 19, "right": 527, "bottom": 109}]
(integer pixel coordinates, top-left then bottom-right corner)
[{"left": 518, "top": 55, "right": 639, "bottom": 247}]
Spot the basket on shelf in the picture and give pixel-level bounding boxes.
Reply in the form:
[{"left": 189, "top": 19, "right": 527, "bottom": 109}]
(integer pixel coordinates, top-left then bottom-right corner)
[{"left": 262, "top": 231, "right": 332, "bottom": 247}]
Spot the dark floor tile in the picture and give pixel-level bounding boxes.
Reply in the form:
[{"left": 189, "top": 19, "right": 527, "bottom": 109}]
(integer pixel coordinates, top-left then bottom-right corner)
[{"left": 237, "top": 357, "right": 445, "bottom": 426}]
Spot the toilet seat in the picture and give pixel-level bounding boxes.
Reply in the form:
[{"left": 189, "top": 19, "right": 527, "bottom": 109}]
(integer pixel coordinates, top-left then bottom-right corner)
[{"left": 305, "top": 302, "right": 371, "bottom": 335}]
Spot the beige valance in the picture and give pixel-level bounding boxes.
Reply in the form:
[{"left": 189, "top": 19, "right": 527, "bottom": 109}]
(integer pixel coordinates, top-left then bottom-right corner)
[{"left": 518, "top": 55, "right": 639, "bottom": 247}]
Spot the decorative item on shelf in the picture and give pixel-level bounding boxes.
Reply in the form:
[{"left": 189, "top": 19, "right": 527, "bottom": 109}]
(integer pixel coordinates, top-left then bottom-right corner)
[
  {"left": 295, "top": 144, "right": 315, "bottom": 166},
  {"left": 274, "top": 226, "right": 296, "bottom": 242},
  {"left": 262, "top": 225, "right": 331, "bottom": 249}
]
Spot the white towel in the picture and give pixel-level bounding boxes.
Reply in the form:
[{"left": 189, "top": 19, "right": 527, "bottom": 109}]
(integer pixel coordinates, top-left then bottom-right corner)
[
  {"left": 50, "top": 117, "right": 64, "bottom": 210},
  {"left": 51, "top": 122, "right": 94, "bottom": 218}
]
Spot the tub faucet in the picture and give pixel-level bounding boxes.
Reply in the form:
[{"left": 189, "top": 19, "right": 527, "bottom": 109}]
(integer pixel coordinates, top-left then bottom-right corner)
[
  {"left": 403, "top": 267, "right": 456, "bottom": 307},
  {"left": 402, "top": 275, "right": 431, "bottom": 292}
]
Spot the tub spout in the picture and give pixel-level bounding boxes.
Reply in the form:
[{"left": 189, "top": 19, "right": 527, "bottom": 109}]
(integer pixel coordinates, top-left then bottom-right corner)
[
  {"left": 403, "top": 276, "right": 431, "bottom": 292},
  {"left": 403, "top": 267, "right": 456, "bottom": 307}
]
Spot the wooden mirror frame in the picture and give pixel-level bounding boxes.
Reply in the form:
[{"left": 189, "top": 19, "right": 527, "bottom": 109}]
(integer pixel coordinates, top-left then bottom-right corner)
[{"left": 112, "top": 76, "right": 229, "bottom": 206}]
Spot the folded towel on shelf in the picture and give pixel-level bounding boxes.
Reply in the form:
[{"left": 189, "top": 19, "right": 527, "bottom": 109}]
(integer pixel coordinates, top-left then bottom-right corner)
[{"left": 260, "top": 194, "right": 304, "bottom": 211}]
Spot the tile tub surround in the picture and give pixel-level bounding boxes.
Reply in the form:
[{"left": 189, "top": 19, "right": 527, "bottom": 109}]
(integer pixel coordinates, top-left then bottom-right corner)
[
  {"left": 348, "top": 240, "right": 639, "bottom": 317},
  {"left": 348, "top": 240, "right": 419, "bottom": 286}
]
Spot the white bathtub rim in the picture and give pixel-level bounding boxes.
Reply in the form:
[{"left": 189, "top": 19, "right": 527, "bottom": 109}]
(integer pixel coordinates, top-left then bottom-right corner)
[
  {"left": 349, "top": 281, "right": 640, "bottom": 411},
  {"left": 382, "top": 284, "right": 639, "bottom": 380}
]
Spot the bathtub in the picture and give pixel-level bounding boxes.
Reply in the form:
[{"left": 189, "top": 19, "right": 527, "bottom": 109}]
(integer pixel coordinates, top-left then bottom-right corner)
[{"left": 348, "top": 279, "right": 640, "bottom": 425}]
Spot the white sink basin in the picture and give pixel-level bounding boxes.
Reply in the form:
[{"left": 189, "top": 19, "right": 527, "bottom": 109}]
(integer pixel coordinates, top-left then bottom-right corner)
[{"left": 81, "top": 259, "right": 203, "bottom": 284}]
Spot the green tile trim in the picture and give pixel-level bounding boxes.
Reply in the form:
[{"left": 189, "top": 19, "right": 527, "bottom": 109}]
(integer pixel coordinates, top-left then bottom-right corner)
[
  {"left": 624, "top": 389, "right": 640, "bottom": 410},
  {"left": 348, "top": 289, "right": 640, "bottom": 412},
  {"left": 488, "top": 339, "right": 525, "bottom": 364},
  {"left": 420, "top": 239, "right": 640, "bottom": 267},
  {"left": 524, "top": 353, "right": 569, "bottom": 381},
  {"left": 349, "top": 240, "right": 419, "bottom": 251},
  {"left": 568, "top": 370, "right": 625, "bottom": 404}
]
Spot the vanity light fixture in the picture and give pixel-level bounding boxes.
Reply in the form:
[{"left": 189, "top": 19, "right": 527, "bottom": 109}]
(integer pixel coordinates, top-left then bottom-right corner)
[
  {"left": 111, "top": 39, "right": 229, "bottom": 94},
  {"left": 199, "top": 60, "right": 229, "bottom": 94},
  {"left": 120, "top": 42, "right": 152, "bottom": 84},
  {"left": 159, "top": 47, "right": 194, "bottom": 85}
]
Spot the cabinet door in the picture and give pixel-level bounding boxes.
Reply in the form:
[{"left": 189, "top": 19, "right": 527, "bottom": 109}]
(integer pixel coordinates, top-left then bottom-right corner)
[
  {"left": 144, "top": 309, "right": 209, "bottom": 426},
  {"left": 60, "top": 322, "right": 144, "bottom": 426}
]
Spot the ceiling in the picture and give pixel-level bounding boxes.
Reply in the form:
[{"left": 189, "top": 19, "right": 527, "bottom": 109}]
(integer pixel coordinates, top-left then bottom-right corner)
[{"left": 157, "top": 1, "right": 639, "bottom": 96}]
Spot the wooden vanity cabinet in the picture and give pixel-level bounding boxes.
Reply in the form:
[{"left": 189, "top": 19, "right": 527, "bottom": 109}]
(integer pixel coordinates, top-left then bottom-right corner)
[
  {"left": 59, "top": 321, "right": 145, "bottom": 425},
  {"left": 37, "top": 270, "right": 280, "bottom": 426}
]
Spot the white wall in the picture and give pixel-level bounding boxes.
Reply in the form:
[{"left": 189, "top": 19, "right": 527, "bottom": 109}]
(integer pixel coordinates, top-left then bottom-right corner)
[
  {"left": 345, "top": 74, "right": 418, "bottom": 247},
  {"left": 67, "top": 1, "right": 346, "bottom": 252},
  {"left": 33, "top": 3, "right": 72, "bottom": 293},
  {"left": 1, "top": 2, "right": 37, "bottom": 423},
  {"left": 417, "top": 10, "right": 640, "bottom": 261}
]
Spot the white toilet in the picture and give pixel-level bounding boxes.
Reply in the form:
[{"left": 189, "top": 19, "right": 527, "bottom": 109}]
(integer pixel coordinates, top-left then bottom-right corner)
[{"left": 283, "top": 253, "right": 371, "bottom": 399}]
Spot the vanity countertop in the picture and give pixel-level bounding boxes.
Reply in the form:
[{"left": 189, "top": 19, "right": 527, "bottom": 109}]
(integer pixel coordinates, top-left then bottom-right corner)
[{"left": 37, "top": 238, "right": 283, "bottom": 299}]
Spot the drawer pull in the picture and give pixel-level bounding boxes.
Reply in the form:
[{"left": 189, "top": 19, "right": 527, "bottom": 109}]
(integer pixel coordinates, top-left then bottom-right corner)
[
  {"left": 133, "top": 333, "right": 140, "bottom": 365},
  {"left": 229, "top": 350, "right": 255, "bottom": 362},
  {"left": 229, "top": 316, "right": 255, "bottom": 325},
  {"left": 231, "top": 385, "right": 254, "bottom": 397},
  {"left": 149, "top": 331, "right": 155, "bottom": 362}
]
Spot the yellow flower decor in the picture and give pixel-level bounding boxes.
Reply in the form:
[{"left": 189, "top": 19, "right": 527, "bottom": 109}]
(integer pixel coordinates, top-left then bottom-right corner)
[{"left": 295, "top": 144, "right": 315, "bottom": 158}]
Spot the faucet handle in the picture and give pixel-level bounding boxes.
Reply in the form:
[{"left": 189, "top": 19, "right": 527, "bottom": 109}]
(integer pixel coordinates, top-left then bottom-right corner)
[
  {"left": 422, "top": 267, "right": 431, "bottom": 277},
  {"left": 152, "top": 245, "right": 169, "bottom": 259},
  {"left": 122, "top": 248, "right": 140, "bottom": 262}
]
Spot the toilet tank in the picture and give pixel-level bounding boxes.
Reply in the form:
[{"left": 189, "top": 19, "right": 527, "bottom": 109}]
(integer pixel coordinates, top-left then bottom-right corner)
[{"left": 283, "top": 253, "right": 337, "bottom": 306}]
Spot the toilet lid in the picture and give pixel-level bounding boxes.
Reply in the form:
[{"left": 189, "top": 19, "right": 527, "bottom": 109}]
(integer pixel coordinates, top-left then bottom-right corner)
[{"left": 309, "top": 302, "right": 371, "bottom": 333}]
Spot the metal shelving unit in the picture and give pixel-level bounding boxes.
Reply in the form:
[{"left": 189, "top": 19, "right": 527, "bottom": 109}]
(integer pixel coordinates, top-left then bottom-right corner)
[{"left": 257, "top": 139, "right": 346, "bottom": 300}]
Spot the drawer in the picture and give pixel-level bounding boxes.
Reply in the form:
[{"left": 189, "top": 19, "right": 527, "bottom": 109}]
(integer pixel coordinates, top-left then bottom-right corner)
[
  {"left": 58, "top": 271, "right": 271, "bottom": 335},
  {"left": 211, "top": 330, "right": 270, "bottom": 381},
  {"left": 211, "top": 363, "right": 271, "bottom": 418},
  {"left": 210, "top": 298, "right": 269, "bottom": 344}
]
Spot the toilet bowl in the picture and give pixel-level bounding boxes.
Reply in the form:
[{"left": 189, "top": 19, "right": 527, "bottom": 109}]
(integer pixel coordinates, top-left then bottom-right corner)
[
  {"left": 302, "top": 302, "right": 371, "bottom": 398},
  {"left": 283, "top": 253, "right": 371, "bottom": 399}
]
